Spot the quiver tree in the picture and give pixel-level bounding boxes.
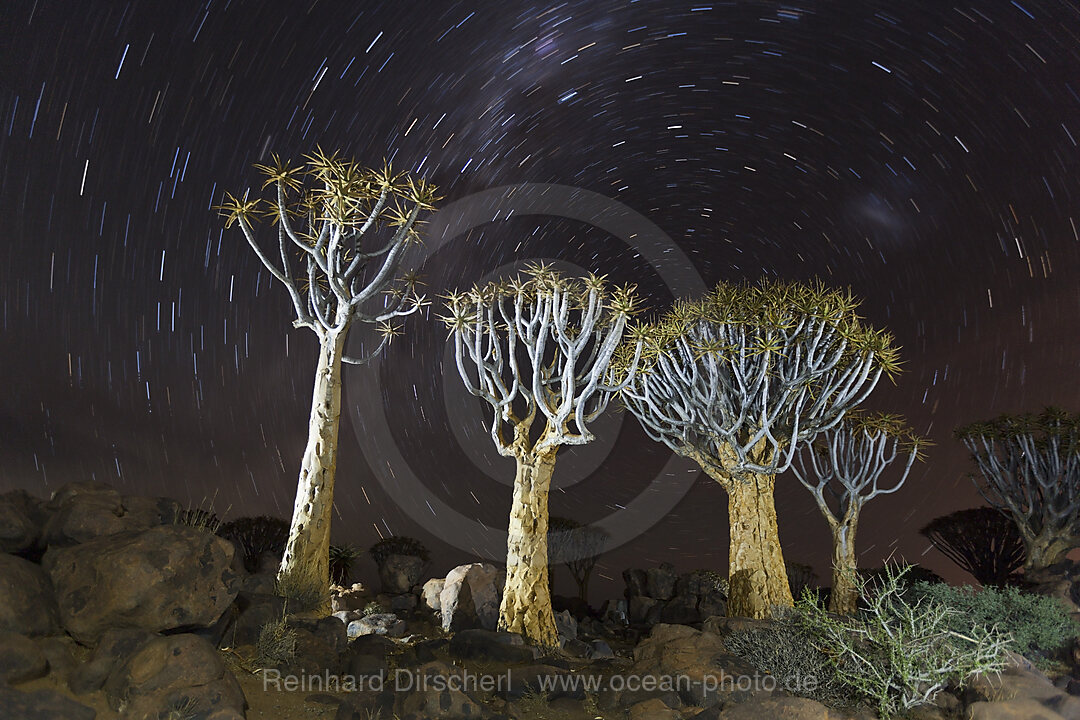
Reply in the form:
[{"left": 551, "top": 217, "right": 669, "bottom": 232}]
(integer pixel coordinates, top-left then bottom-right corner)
[
  {"left": 218, "top": 149, "right": 438, "bottom": 612},
  {"left": 956, "top": 407, "right": 1080, "bottom": 573},
  {"left": 619, "top": 280, "right": 899, "bottom": 618},
  {"left": 547, "top": 516, "right": 610, "bottom": 601},
  {"left": 791, "top": 412, "right": 924, "bottom": 614},
  {"left": 919, "top": 507, "right": 1025, "bottom": 587},
  {"left": 441, "top": 264, "right": 643, "bottom": 645}
]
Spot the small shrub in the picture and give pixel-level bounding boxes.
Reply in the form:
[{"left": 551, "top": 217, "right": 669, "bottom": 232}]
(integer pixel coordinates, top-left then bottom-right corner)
[
  {"left": 255, "top": 615, "right": 297, "bottom": 668},
  {"left": 329, "top": 544, "right": 362, "bottom": 586},
  {"left": 910, "top": 581, "right": 1080, "bottom": 660},
  {"left": 725, "top": 612, "right": 859, "bottom": 707},
  {"left": 786, "top": 561, "right": 818, "bottom": 600},
  {"left": 362, "top": 601, "right": 385, "bottom": 617},
  {"left": 217, "top": 516, "right": 290, "bottom": 573},
  {"left": 274, "top": 568, "right": 328, "bottom": 614},
  {"left": 173, "top": 506, "right": 221, "bottom": 533},
  {"left": 369, "top": 536, "right": 429, "bottom": 566},
  {"left": 797, "top": 564, "right": 1011, "bottom": 718}
]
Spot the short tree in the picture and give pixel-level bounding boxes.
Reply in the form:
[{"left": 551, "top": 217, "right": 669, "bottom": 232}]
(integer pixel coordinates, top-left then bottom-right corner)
[
  {"left": 218, "top": 149, "right": 437, "bottom": 611},
  {"left": 919, "top": 507, "right": 1026, "bottom": 587},
  {"left": 441, "top": 265, "right": 642, "bottom": 645},
  {"left": 619, "top": 280, "right": 899, "bottom": 618},
  {"left": 955, "top": 407, "right": 1080, "bottom": 573},
  {"left": 791, "top": 412, "right": 924, "bottom": 614},
  {"left": 547, "top": 516, "right": 609, "bottom": 601}
]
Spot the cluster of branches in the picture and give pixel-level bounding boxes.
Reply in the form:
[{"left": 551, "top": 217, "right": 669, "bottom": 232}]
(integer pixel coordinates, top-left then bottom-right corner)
[
  {"left": 919, "top": 507, "right": 1025, "bottom": 587},
  {"left": 620, "top": 280, "right": 900, "bottom": 479},
  {"left": 440, "top": 263, "right": 644, "bottom": 457},
  {"left": 218, "top": 148, "right": 438, "bottom": 356},
  {"left": 955, "top": 407, "right": 1080, "bottom": 571}
]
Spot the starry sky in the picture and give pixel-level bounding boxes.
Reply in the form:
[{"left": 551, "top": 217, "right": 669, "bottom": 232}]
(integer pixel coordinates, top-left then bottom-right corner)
[{"left": 3, "top": 0, "right": 1080, "bottom": 600}]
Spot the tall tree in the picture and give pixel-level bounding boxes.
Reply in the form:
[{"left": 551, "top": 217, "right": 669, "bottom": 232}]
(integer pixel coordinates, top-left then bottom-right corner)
[
  {"left": 791, "top": 412, "right": 924, "bottom": 614},
  {"left": 919, "top": 507, "right": 1026, "bottom": 587},
  {"left": 441, "top": 265, "right": 642, "bottom": 645},
  {"left": 619, "top": 280, "right": 899, "bottom": 618},
  {"left": 955, "top": 407, "right": 1080, "bottom": 574},
  {"left": 218, "top": 149, "right": 437, "bottom": 611}
]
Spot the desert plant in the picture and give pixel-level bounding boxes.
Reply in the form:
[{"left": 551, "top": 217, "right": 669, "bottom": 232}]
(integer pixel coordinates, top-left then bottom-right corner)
[
  {"left": 329, "top": 544, "right": 362, "bottom": 585},
  {"left": 785, "top": 562, "right": 818, "bottom": 601},
  {"left": 791, "top": 412, "right": 925, "bottom": 614},
  {"left": 218, "top": 149, "right": 437, "bottom": 612},
  {"left": 956, "top": 407, "right": 1080, "bottom": 572},
  {"left": 920, "top": 507, "right": 1026, "bottom": 587},
  {"left": 369, "top": 536, "right": 429, "bottom": 566},
  {"left": 725, "top": 611, "right": 859, "bottom": 707},
  {"left": 618, "top": 280, "right": 900, "bottom": 618},
  {"left": 274, "top": 569, "right": 329, "bottom": 615},
  {"left": 173, "top": 506, "right": 221, "bottom": 533},
  {"left": 441, "top": 265, "right": 644, "bottom": 645},
  {"left": 796, "top": 564, "right": 1011, "bottom": 718},
  {"left": 217, "top": 515, "right": 290, "bottom": 573},
  {"left": 255, "top": 615, "right": 297, "bottom": 668},
  {"left": 547, "top": 516, "right": 609, "bottom": 600},
  {"left": 910, "top": 581, "right": 1080, "bottom": 661},
  {"left": 857, "top": 561, "right": 942, "bottom": 594},
  {"left": 362, "top": 601, "right": 385, "bottom": 617}
]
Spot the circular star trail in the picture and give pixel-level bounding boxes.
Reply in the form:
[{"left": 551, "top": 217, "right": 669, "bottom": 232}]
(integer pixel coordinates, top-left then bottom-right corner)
[{"left": 2, "top": 0, "right": 1079, "bottom": 595}]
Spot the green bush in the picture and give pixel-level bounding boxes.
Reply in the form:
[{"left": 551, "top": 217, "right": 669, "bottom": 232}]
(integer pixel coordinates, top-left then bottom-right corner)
[
  {"left": 910, "top": 581, "right": 1080, "bottom": 660},
  {"left": 329, "top": 543, "right": 362, "bottom": 586},
  {"left": 255, "top": 615, "right": 297, "bottom": 668},
  {"left": 796, "top": 565, "right": 1011, "bottom": 718}
]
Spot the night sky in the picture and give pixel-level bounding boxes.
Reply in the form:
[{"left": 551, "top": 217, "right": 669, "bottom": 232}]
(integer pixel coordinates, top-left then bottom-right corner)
[{"left": 3, "top": 0, "right": 1080, "bottom": 601}]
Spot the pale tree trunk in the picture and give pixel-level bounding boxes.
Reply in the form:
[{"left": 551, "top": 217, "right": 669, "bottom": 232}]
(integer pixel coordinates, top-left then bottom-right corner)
[
  {"left": 721, "top": 473, "right": 794, "bottom": 618},
  {"left": 278, "top": 330, "right": 346, "bottom": 615},
  {"left": 500, "top": 451, "right": 559, "bottom": 647},
  {"left": 829, "top": 519, "right": 860, "bottom": 615}
]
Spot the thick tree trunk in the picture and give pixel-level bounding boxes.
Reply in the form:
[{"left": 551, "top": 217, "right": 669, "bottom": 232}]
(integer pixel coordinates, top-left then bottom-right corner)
[
  {"left": 829, "top": 520, "right": 860, "bottom": 615},
  {"left": 278, "top": 331, "right": 346, "bottom": 615},
  {"left": 1024, "top": 531, "right": 1075, "bottom": 574},
  {"left": 500, "top": 451, "right": 559, "bottom": 647},
  {"left": 723, "top": 473, "right": 794, "bottom": 618}
]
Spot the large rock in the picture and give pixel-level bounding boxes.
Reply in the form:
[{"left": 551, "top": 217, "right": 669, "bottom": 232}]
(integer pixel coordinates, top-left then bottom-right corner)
[
  {"left": 41, "top": 481, "right": 180, "bottom": 548},
  {"left": 422, "top": 578, "right": 445, "bottom": 612},
  {"left": 440, "top": 563, "right": 502, "bottom": 632},
  {"left": 0, "top": 686, "right": 96, "bottom": 720},
  {"left": 448, "top": 629, "right": 538, "bottom": 664},
  {"left": 348, "top": 613, "right": 405, "bottom": 639},
  {"left": 44, "top": 525, "right": 238, "bottom": 645},
  {"left": 0, "top": 489, "right": 43, "bottom": 554},
  {"left": 967, "top": 699, "right": 1068, "bottom": 720},
  {"left": 377, "top": 553, "right": 426, "bottom": 594},
  {"left": 0, "top": 553, "right": 61, "bottom": 636},
  {"left": 966, "top": 653, "right": 1080, "bottom": 719},
  {"left": 397, "top": 661, "right": 488, "bottom": 719},
  {"left": 0, "top": 631, "right": 48, "bottom": 684},
  {"left": 68, "top": 628, "right": 156, "bottom": 695},
  {"left": 645, "top": 562, "right": 678, "bottom": 600},
  {"left": 103, "top": 633, "right": 246, "bottom": 717}
]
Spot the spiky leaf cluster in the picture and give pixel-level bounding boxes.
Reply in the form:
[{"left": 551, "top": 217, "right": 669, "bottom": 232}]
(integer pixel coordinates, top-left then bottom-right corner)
[
  {"left": 217, "top": 148, "right": 438, "bottom": 360},
  {"left": 440, "top": 264, "right": 645, "bottom": 456},
  {"left": 620, "top": 278, "right": 899, "bottom": 479},
  {"left": 369, "top": 536, "right": 430, "bottom": 565},
  {"left": 955, "top": 406, "right": 1080, "bottom": 565}
]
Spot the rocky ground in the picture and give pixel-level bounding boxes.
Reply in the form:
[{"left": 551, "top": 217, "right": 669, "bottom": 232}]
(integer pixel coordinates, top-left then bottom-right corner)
[{"left": 2, "top": 480, "right": 1080, "bottom": 719}]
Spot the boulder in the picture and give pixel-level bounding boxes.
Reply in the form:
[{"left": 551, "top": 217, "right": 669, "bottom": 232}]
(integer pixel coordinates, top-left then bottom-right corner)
[
  {"left": 0, "top": 686, "right": 96, "bottom": 719},
  {"left": 440, "top": 563, "right": 502, "bottom": 632},
  {"left": 397, "top": 661, "right": 488, "bottom": 719},
  {"left": 645, "top": 562, "right": 678, "bottom": 600},
  {"left": 626, "top": 697, "right": 681, "bottom": 720},
  {"left": 422, "top": 578, "right": 445, "bottom": 612},
  {"left": 0, "top": 553, "right": 60, "bottom": 636},
  {"left": 710, "top": 695, "right": 832, "bottom": 719},
  {"left": 68, "top": 628, "right": 156, "bottom": 695},
  {"left": 230, "top": 591, "right": 287, "bottom": 647},
  {"left": 0, "top": 631, "right": 48, "bottom": 684},
  {"left": 42, "top": 481, "right": 180, "bottom": 548},
  {"left": 0, "top": 490, "right": 41, "bottom": 554},
  {"left": 102, "top": 633, "right": 246, "bottom": 717},
  {"left": 377, "top": 553, "right": 426, "bottom": 594},
  {"left": 967, "top": 699, "right": 1068, "bottom": 720},
  {"left": 348, "top": 613, "right": 405, "bottom": 639},
  {"left": 499, "top": 663, "right": 576, "bottom": 700},
  {"left": 623, "top": 568, "right": 649, "bottom": 597},
  {"left": 554, "top": 609, "right": 577, "bottom": 641},
  {"left": 44, "top": 525, "right": 238, "bottom": 645}
]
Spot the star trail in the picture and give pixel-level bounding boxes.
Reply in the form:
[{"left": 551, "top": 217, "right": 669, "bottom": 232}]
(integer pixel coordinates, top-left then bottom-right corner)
[{"left": 2, "top": 0, "right": 1080, "bottom": 597}]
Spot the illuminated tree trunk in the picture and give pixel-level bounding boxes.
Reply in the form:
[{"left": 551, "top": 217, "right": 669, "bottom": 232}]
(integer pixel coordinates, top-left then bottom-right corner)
[
  {"left": 721, "top": 473, "right": 794, "bottom": 618},
  {"left": 278, "top": 330, "right": 346, "bottom": 614},
  {"left": 829, "top": 519, "right": 859, "bottom": 615},
  {"left": 1025, "top": 531, "right": 1074, "bottom": 574},
  {"left": 500, "top": 451, "right": 559, "bottom": 647}
]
